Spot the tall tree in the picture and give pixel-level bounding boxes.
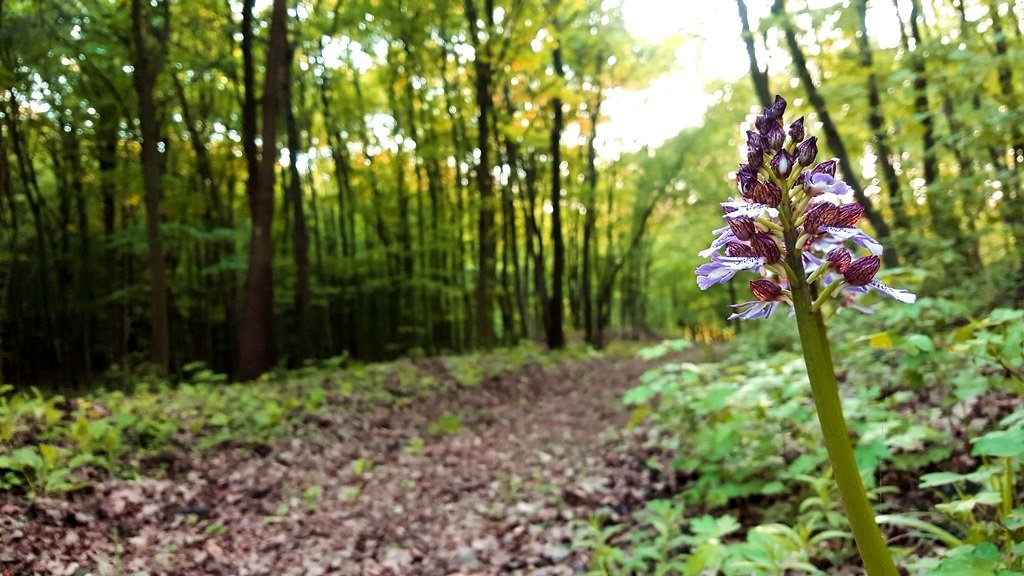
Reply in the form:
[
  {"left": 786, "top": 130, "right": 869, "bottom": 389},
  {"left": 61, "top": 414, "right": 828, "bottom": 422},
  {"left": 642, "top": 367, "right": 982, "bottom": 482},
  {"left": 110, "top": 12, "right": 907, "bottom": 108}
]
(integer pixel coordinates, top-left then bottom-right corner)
[
  {"left": 130, "top": 0, "right": 171, "bottom": 374},
  {"left": 735, "top": 0, "right": 772, "bottom": 108},
  {"left": 856, "top": 0, "right": 911, "bottom": 240},
  {"left": 284, "top": 37, "right": 313, "bottom": 363},
  {"left": 464, "top": 0, "right": 497, "bottom": 348},
  {"left": 547, "top": 13, "right": 566, "bottom": 350},
  {"left": 771, "top": 0, "right": 898, "bottom": 268},
  {"left": 238, "top": 0, "right": 288, "bottom": 380}
]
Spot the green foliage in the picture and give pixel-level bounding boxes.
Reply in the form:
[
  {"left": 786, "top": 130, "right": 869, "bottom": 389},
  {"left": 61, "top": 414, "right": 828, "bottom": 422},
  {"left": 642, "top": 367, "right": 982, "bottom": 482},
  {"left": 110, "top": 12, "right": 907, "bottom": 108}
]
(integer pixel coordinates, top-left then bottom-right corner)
[
  {"left": 584, "top": 298, "right": 1024, "bottom": 573},
  {"left": 427, "top": 412, "right": 463, "bottom": 437}
]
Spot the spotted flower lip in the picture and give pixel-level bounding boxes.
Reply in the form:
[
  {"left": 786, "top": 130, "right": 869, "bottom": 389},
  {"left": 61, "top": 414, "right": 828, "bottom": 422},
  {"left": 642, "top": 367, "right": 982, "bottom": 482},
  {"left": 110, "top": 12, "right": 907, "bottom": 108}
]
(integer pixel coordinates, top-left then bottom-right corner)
[
  {"left": 695, "top": 93, "right": 915, "bottom": 319},
  {"left": 820, "top": 226, "right": 883, "bottom": 255},
  {"left": 846, "top": 280, "right": 917, "bottom": 303},
  {"left": 720, "top": 200, "right": 779, "bottom": 219}
]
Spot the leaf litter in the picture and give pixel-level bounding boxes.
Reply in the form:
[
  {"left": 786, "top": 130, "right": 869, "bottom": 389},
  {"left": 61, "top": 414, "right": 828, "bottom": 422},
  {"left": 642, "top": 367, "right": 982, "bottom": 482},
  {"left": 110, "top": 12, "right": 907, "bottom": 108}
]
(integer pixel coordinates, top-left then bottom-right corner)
[{"left": 1, "top": 356, "right": 665, "bottom": 575}]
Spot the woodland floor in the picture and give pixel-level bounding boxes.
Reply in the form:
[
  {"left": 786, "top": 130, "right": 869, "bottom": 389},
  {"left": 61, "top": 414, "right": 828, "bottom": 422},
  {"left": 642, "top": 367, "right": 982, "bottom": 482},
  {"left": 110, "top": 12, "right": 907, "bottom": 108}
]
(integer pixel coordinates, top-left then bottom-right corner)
[{"left": 1, "top": 354, "right": 676, "bottom": 575}]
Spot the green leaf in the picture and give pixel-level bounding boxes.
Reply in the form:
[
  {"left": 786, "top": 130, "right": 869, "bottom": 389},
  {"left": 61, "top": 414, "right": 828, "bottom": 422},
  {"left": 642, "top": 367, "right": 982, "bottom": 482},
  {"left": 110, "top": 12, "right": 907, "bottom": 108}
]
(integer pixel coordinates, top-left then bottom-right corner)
[
  {"left": 905, "top": 334, "right": 935, "bottom": 353},
  {"left": 972, "top": 430, "right": 1024, "bottom": 458},
  {"left": 919, "top": 471, "right": 970, "bottom": 488}
]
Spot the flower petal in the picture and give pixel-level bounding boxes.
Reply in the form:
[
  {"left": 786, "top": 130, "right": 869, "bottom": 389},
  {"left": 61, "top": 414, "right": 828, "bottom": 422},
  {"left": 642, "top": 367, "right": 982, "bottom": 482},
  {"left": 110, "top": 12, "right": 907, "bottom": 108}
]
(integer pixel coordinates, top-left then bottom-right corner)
[
  {"left": 695, "top": 254, "right": 765, "bottom": 290},
  {"left": 868, "top": 280, "right": 917, "bottom": 303},
  {"left": 698, "top": 226, "right": 735, "bottom": 258},
  {"left": 821, "top": 226, "right": 883, "bottom": 256},
  {"left": 721, "top": 201, "right": 780, "bottom": 220},
  {"left": 728, "top": 301, "right": 777, "bottom": 320}
]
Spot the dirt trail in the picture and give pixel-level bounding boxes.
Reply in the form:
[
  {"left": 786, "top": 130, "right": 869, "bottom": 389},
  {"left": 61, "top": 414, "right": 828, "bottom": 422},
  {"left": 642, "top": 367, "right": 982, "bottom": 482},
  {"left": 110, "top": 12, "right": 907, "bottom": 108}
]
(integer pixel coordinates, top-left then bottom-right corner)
[{"left": 1, "top": 357, "right": 660, "bottom": 575}]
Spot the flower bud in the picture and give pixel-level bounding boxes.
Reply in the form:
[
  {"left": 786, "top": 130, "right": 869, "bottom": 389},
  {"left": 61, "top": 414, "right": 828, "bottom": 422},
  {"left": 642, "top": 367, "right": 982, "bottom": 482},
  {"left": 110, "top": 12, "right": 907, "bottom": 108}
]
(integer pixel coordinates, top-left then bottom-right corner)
[
  {"left": 770, "top": 149, "right": 795, "bottom": 179},
  {"left": 750, "top": 278, "right": 782, "bottom": 302},
  {"left": 810, "top": 159, "right": 837, "bottom": 177},
  {"left": 765, "top": 95, "right": 787, "bottom": 123},
  {"left": 751, "top": 232, "right": 782, "bottom": 264},
  {"left": 796, "top": 136, "right": 818, "bottom": 166},
  {"left": 835, "top": 203, "right": 864, "bottom": 227},
  {"left": 750, "top": 180, "right": 782, "bottom": 207},
  {"left": 726, "top": 242, "right": 755, "bottom": 257},
  {"left": 765, "top": 122, "right": 786, "bottom": 151},
  {"left": 788, "top": 116, "right": 805, "bottom": 143},
  {"left": 727, "top": 216, "right": 756, "bottom": 241},
  {"left": 755, "top": 113, "right": 770, "bottom": 135},
  {"left": 826, "top": 247, "right": 852, "bottom": 273},
  {"left": 737, "top": 172, "right": 758, "bottom": 197},
  {"left": 747, "top": 141, "right": 764, "bottom": 170},
  {"left": 746, "top": 130, "right": 765, "bottom": 150},
  {"left": 843, "top": 255, "right": 880, "bottom": 286},
  {"left": 804, "top": 202, "right": 839, "bottom": 232}
]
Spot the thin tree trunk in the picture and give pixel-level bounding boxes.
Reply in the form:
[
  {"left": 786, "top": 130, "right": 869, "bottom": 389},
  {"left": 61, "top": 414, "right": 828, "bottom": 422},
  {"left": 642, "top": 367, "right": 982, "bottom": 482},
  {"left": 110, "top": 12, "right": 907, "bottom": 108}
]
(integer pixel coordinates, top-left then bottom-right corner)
[
  {"left": 771, "top": 0, "right": 899, "bottom": 268},
  {"left": 285, "top": 38, "right": 313, "bottom": 363},
  {"left": 735, "top": 0, "right": 772, "bottom": 107},
  {"left": 547, "top": 33, "right": 566, "bottom": 350},
  {"left": 582, "top": 76, "right": 602, "bottom": 346},
  {"left": 465, "top": 0, "right": 497, "bottom": 348},
  {"left": 857, "top": 0, "right": 911, "bottom": 242},
  {"left": 130, "top": 0, "right": 171, "bottom": 375}
]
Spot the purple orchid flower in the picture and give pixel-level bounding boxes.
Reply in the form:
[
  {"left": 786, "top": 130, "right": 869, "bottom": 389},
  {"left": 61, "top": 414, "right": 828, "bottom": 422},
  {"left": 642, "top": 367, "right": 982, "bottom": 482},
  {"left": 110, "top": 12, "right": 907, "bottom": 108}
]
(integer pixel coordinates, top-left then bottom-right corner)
[{"left": 694, "top": 94, "right": 916, "bottom": 319}]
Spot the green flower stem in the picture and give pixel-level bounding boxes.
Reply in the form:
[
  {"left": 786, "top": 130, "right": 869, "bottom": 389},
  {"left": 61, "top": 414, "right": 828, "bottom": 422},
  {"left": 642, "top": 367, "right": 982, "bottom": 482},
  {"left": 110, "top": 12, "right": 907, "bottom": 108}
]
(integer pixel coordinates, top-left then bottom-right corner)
[
  {"left": 784, "top": 231, "right": 898, "bottom": 576},
  {"left": 810, "top": 279, "right": 843, "bottom": 311}
]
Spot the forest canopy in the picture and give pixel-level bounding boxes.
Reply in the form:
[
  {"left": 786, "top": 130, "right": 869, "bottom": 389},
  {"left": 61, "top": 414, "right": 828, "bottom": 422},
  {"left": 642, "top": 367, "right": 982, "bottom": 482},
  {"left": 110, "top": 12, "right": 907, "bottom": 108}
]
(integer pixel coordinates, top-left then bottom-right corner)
[{"left": 0, "top": 0, "right": 1022, "bottom": 385}]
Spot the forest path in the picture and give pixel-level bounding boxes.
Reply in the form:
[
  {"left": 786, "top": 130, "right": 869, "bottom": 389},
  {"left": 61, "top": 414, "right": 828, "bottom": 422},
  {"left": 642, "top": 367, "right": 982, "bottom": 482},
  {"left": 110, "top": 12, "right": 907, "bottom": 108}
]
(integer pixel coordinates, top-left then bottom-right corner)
[{"left": 3, "top": 355, "right": 666, "bottom": 575}]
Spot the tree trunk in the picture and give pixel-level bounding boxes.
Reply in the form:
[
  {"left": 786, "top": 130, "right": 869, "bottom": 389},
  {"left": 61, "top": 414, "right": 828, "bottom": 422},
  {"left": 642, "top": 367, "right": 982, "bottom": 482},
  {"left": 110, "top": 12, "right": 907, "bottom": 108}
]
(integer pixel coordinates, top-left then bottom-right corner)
[
  {"left": 735, "top": 0, "right": 772, "bottom": 107},
  {"left": 238, "top": 0, "right": 287, "bottom": 380},
  {"left": 547, "top": 35, "right": 566, "bottom": 350},
  {"left": 581, "top": 75, "right": 602, "bottom": 346},
  {"left": 285, "top": 39, "right": 313, "bottom": 364},
  {"left": 906, "top": 0, "right": 962, "bottom": 255},
  {"left": 130, "top": 0, "right": 171, "bottom": 375},
  {"left": 988, "top": 0, "right": 1024, "bottom": 291},
  {"left": 464, "top": 0, "right": 497, "bottom": 348},
  {"left": 771, "top": 0, "right": 898, "bottom": 268},
  {"left": 856, "top": 0, "right": 911, "bottom": 242}
]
